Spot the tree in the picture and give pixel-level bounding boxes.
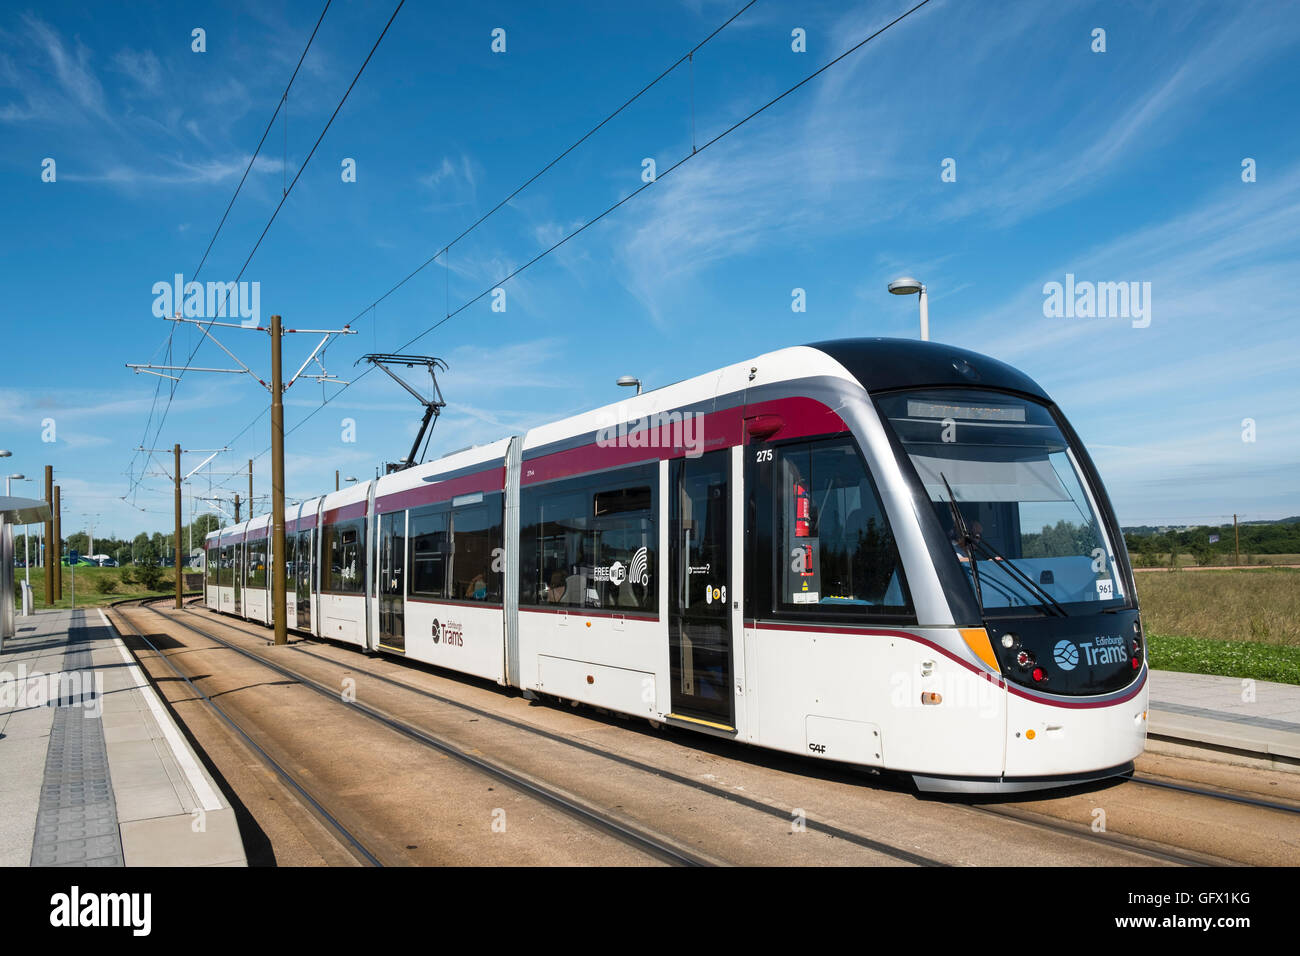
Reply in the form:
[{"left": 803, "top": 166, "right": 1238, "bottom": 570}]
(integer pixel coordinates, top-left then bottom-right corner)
[{"left": 133, "top": 532, "right": 157, "bottom": 567}]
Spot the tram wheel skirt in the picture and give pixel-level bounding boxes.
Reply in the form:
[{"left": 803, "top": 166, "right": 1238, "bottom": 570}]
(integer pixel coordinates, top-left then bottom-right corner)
[{"left": 912, "top": 761, "right": 1134, "bottom": 795}]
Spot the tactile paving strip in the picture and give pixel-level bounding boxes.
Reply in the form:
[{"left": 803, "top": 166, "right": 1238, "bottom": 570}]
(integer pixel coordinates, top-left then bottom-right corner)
[{"left": 29, "top": 611, "right": 124, "bottom": 867}]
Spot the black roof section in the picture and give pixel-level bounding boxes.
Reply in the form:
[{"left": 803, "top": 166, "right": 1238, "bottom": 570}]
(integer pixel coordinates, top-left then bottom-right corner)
[{"left": 807, "top": 337, "right": 1051, "bottom": 401}]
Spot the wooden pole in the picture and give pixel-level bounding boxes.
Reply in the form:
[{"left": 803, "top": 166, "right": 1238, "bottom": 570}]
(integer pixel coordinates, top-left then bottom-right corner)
[
  {"left": 270, "top": 314, "right": 288, "bottom": 646},
  {"left": 1234, "top": 513, "right": 1240, "bottom": 566}
]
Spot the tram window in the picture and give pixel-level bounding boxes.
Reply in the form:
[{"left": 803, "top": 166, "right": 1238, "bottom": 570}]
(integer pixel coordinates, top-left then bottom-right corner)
[
  {"left": 322, "top": 518, "right": 366, "bottom": 593},
  {"left": 284, "top": 531, "right": 295, "bottom": 580},
  {"left": 247, "top": 537, "right": 267, "bottom": 588},
  {"left": 409, "top": 506, "right": 450, "bottom": 599},
  {"left": 297, "top": 531, "right": 313, "bottom": 592},
  {"left": 773, "top": 439, "right": 911, "bottom": 616},
  {"left": 450, "top": 496, "right": 503, "bottom": 601},
  {"left": 520, "top": 465, "right": 657, "bottom": 610},
  {"left": 594, "top": 486, "right": 651, "bottom": 516},
  {"left": 206, "top": 545, "right": 218, "bottom": 584}
]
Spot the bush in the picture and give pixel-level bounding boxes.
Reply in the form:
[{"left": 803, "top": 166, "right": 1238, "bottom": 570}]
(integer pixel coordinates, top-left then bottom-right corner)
[
  {"left": 136, "top": 564, "right": 164, "bottom": 591},
  {"left": 120, "top": 566, "right": 136, "bottom": 586},
  {"left": 94, "top": 576, "right": 117, "bottom": 595}
]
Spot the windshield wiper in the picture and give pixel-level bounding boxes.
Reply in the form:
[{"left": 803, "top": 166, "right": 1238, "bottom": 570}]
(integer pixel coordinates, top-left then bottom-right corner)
[
  {"left": 939, "top": 474, "right": 984, "bottom": 611},
  {"left": 969, "top": 537, "right": 1069, "bottom": 618}
]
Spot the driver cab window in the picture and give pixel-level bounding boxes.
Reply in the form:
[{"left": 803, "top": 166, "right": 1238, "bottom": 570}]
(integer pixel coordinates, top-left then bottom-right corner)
[{"left": 775, "top": 439, "right": 911, "bottom": 615}]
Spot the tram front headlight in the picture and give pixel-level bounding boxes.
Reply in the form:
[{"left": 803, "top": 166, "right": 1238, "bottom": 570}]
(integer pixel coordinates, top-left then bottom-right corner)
[{"left": 1000, "top": 633, "right": 1017, "bottom": 649}]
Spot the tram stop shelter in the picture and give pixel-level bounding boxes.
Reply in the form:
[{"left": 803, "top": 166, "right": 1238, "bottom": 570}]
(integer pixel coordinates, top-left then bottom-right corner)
[{"left": 0, "top": 496, "right": 50, "bottom": 651}]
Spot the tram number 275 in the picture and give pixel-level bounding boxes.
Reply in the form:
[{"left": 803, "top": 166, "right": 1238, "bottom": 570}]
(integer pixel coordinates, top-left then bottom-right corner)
[{"left": 755, "top": 449, "right": 773, "bottom": 463}]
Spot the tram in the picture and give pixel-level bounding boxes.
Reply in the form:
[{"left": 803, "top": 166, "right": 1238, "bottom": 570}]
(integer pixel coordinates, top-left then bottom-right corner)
[{"left": 205, "top": 337, "right": 1147, "bottom": 792}]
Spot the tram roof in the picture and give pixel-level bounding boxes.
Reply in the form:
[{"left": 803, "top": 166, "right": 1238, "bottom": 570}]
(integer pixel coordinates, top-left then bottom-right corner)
[{"left": 810, "top": 338, "right": 1050, "bottom": 401}]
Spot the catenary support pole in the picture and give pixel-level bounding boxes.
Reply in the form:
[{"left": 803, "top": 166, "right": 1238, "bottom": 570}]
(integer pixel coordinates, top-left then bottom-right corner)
[{"left": 270, "top": 314, "right": 288, "bottom": 646}]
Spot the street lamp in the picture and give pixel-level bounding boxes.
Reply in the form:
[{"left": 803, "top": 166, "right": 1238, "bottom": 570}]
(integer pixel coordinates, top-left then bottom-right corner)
[
  {"left": 888, "top": 277, "right": 929, "bottom": 341},
  {"left": 345, "top": 475, "right": 358, "bottom": 484},
  {"left": 5, "top": 471, "right": 32, "bottom": 586},
  {"left": 617, "top": 375, "right": 643, "bottom": 395}
]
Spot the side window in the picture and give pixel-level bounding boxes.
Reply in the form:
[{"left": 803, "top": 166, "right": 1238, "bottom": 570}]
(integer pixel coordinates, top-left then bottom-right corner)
[
  {"left": 247, "top": 538, "right": 267, "bottom": 588},
  {"left": 774, "top": 439, "right": 912, "bottom": 616},
  {"left": 519, "top": 465, "right": 657, "bottom": 611},
  {"left": 449, "top": 494, "right": 503, "bottom": 601},
  {"left": 322, "top": 519, "right": 365, "bottom": 593},
  {"left": 409, "top": 506, "right": 449, "bottom": 599}
]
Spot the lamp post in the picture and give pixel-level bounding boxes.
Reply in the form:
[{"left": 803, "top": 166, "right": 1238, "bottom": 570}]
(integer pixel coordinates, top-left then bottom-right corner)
[
  {"left": 617, "top": 375, "right": 643, "bottom": 396},
  {"left": 7, "top": 471, "right": 31, "bottom": 586},
  {"left": 888, "top": 277, "right": 929, "bottom": 341}
]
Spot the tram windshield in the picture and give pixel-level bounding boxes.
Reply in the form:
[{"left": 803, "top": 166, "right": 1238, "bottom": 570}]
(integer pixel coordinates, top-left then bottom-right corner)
[{"left": 875, "top": 388, "right": 1127, "bottom": 615}]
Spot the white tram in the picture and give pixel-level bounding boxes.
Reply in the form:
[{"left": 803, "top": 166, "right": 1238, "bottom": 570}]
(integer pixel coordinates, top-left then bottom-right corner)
[{"left": 205, "top": 338, "right": 1148, "bottom": 792}]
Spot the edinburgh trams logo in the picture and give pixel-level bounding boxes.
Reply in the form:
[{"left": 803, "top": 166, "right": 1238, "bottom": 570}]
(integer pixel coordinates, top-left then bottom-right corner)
[
  {"left": 1053, "top": 639, "right": 1080, "bottom": 670},
  {"left": 432, "top": 619, "right": 463, "bottom": 646}
]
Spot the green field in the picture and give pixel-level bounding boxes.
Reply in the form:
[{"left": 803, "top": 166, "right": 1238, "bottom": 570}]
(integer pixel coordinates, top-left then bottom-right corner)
[
  {"left": 1135, "top": 567, "right": 1300, "bottom": 684},
  {"left": 1134, "top": 552, "right": 1300, "bottom": 569},
  {"left": 11, "top": 565, "right": 198, "bottom": 610}
]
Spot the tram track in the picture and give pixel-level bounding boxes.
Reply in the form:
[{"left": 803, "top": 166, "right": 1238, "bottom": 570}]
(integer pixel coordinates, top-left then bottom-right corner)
[
  {"left": 1121, "top": 772, "right": 1300, "bottom": 817},
  {"left": 177, "top": 601, "right": 1257, "bottom": 868},
  {"left": 111, "top": 604, "right": 384, "bottom": 867},
  {"left": 133, "top": 600, "right": 716, "bottom": 867},
  {"left": 957, "top": 802, "right": 1231, "bottom": 867},
  {"left": 178, "top": 603, "right": 952, "bottom": 866},
  {"left": 144, "top": 598, "right": 1298, "bottom": 868}
]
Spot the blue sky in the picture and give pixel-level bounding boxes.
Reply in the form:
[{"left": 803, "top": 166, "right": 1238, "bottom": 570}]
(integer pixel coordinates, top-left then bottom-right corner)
[{"left": 1, "top": 0, "right": 1298, "bottom": 541}]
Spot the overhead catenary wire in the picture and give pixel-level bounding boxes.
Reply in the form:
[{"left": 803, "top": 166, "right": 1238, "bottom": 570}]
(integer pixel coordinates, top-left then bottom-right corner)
[
  {"left": 199, "top": 0, "right": 764, "bottom": 497},
  {"left": 128, "top": 0, "right": 334, "bottom": 496},
  {"left": 272, "top": 0, "right": 939, "bottom": 451},
  {"left": 204, "top": 0, "right": 936, "bottom": 501},
  {"left": 129, "top": 0, "right": 404, "bottom": 502}
]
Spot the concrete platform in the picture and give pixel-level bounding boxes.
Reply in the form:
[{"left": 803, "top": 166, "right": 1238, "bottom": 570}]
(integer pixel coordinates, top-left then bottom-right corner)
[
  {"left": 0, "top": 607, "right": 246, "bottom": 866},
  {"left": 1147, "top": 669, "right": 1300, "bottom": 772}
]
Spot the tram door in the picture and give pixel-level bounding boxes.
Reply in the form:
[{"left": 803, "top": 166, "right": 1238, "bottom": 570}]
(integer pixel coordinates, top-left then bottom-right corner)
[
  {"left": 377, "top": 512, "right": 405, "bottom": 652},
  {"left": 668, "top": 450, "right": 734, "bottom": 729},
  {"left": 232, "top": 541, "right": 242, "bottom": 615},
  {"left": 295, "top": 530, "right": 311, "bottom": 628}
]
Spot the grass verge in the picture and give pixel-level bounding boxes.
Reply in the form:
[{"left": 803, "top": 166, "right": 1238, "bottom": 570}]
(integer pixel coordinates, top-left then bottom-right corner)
[{"left": 1148, "top": 633, "right": 1300, "bottom": 685}]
